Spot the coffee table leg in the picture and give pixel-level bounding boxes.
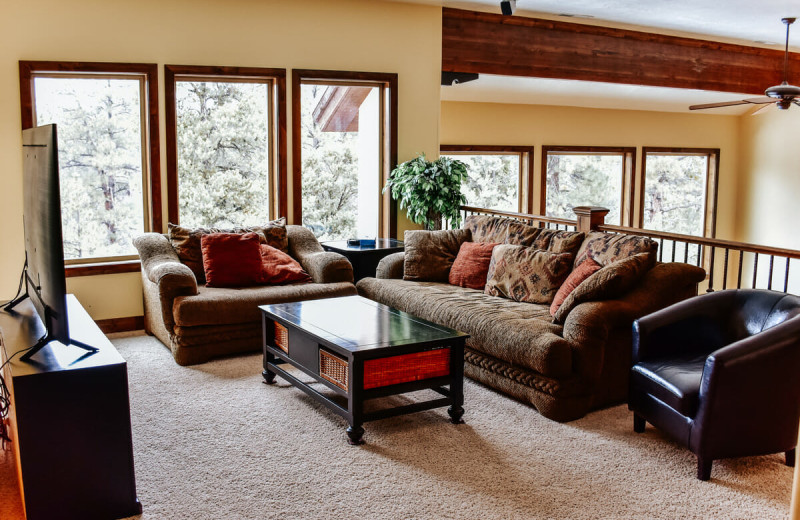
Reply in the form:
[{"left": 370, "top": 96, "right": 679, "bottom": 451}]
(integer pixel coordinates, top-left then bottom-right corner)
[
  {"left": 262, "top": 350, "right": 276, "bottom": 385},
  {"left": 448, "top": 341, "right": 465, "bottom": 424},
  {"left": 346, "top": 424, "right": 365, "bottom": 445}
]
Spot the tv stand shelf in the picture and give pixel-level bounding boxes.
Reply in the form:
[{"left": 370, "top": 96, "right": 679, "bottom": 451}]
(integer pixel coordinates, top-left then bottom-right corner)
[{"left": 0, "top": 295, "right": 141, "bottom": 520}]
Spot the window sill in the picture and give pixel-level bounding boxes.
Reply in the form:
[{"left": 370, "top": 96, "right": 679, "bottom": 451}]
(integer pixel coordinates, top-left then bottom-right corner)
[{"left": 65, "top": 260, "right": 141, "bottom": 278}]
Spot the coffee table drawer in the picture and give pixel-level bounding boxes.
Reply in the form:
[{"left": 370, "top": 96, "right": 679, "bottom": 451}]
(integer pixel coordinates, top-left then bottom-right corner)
[{"left": 363, "top": 348, "right": 450, "bottom": 389}]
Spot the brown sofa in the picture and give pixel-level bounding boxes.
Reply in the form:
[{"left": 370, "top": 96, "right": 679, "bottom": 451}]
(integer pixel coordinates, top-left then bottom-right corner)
[
  {"left": 356, "top": 215, "right": 706, "bottom": 422},
  {"left": 134, "top": 225, "right": 357, "bottom": 365}
]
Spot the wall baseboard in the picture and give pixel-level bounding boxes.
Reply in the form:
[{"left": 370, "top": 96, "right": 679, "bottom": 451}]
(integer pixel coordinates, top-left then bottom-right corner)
[{"left": 95, "top": 316, "right": 144, "bottom": 334}]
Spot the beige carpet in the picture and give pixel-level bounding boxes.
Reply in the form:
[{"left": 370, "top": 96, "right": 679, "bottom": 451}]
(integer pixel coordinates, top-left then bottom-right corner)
[{"left": 2, "top": 333, "right": 794, "bottom": 519}]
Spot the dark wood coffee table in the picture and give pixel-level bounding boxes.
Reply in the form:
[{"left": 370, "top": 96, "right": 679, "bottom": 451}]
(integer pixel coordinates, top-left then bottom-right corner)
[{"left": 260, "top": 295, "right": 468, "bottom": 444}]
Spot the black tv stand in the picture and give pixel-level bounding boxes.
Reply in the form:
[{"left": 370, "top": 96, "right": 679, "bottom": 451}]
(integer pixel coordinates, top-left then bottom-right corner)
[{"left": 19, "top": 331, "right": 99, "bottom": 362}]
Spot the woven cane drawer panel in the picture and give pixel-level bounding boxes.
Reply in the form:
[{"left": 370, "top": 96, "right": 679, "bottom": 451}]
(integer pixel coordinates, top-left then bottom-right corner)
[
  {"left": 274, "top": 322, "right": 289, "bottom": 354},
  {"left": 319, "top": 349, "right": 349, "bottom": 390},
  {"left": 363, "top": 348, "right": 450, "bottom": 390}
]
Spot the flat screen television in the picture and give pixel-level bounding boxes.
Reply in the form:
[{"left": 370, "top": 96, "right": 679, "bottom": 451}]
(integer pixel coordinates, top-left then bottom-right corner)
[{"left": 2, "top": 124, "right": 97, "bottom": 361}]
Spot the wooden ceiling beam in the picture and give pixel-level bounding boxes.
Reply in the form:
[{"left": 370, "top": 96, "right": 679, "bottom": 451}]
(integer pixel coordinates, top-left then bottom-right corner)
[{"left": 442, "top": 8, "right": 800, "bottom": 95}]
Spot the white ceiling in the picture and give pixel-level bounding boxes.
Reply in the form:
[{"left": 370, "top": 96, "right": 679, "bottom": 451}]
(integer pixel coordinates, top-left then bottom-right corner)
[{"left": 389, "top": 0, "right": 800, "bottom": 114}]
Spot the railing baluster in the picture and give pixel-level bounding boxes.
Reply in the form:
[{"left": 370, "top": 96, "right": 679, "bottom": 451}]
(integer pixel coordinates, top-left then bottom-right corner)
[
  {"left": 784, "top": 257, "right": 790, "bottom": 293},
  {"left": 683, "top": 241, "right": 689, "bottom": 263},
  {"left": 752, "top": 254, "right": 759, "bottom": 289},
  {"left": 767, "top": 255, "right": 775, "bottom": 290},
  {"left": 659, "top": 238, "right": 664, "bottom": 262},
  {"left": 722, "top": 248, "right": 729, "bottom": 290},
  {"left": 696, "top": 244, "right": 702, "bottom": 267},
  {"left": 707, "top": 246, "right": 716, "bottom": 292},
  {"left": 737, "top": 250, "right": 744, "bottom": 289}
]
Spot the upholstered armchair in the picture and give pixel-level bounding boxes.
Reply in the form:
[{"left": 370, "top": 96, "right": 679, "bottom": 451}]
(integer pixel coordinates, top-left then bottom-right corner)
[{"left": 629, "top": 289, "right": 800, "bottom": 480}]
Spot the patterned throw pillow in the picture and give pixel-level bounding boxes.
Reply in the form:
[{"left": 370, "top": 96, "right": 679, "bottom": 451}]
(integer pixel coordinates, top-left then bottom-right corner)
[
  {"left": 574, "top": 231, "right": 657, "bottom": 267},
  {"left": 448, "top": 241, "right": 499, "bottom": 289},
  {"left": 484, "top": 245, "right": 574, "bottom": 304},
  {"left": 200, "top": 232, "right": 263, "bottom": 288},
  {"left": 552, "top": 252, "right": 656, "bottom": 324},
  {"left": 168, "top": 218, "right": 288, "bottom": 283},
  {"left": 549, "top": 257, "right": 602, "bottom": 316},
  {"left": 403, "top": 229, "right": 471, "bottom": 282},
  {"left": 462, "top": 215, "right": 540, "bottom": 246},
  {"left": 533, "top": 229, "right": 585, "bottom": 256}
]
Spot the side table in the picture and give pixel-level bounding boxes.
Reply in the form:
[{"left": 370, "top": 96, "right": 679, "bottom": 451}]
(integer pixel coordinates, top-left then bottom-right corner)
[{"left": 321, "top": 239, "right": 404, "bottom": 282}]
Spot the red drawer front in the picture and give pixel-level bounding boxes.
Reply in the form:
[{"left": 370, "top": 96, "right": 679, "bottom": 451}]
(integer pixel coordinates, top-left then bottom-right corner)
[{"left": 363, "top": 348, "right": 450, "bottom": 390}]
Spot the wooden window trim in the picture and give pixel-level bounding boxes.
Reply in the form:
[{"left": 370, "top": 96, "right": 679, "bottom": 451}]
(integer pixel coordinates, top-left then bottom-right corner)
[
  {"left": 19, "top": 61, "right": 161, "bottom": 277},
  {"left": 640, "top": 147, "right": 720, "bottom": 238},
  {"left": 164, "top": 64, "right": 288, "bottom": 225},
  {"left": 440, "top": 145, "right": 534, "bottom": 213},
  {"left": 291, "top": 69, "right": 398, "bottom": 238},
  {"left": 541, "top": 146, "right": 636, "bottom": 225}
]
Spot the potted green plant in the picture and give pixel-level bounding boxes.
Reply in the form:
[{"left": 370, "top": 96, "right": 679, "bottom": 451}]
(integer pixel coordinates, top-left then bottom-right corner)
[{"left": 384, "top": 154, "right": 469, "bottom": 230}]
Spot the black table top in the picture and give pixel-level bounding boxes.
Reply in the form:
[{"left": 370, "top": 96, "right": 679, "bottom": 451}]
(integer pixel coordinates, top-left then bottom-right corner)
[
  {"left": 321, "top": 239, "right": 404, "bottom": 253},
  {"left": 260, "top": 295, "right": 467, "bottom": 353}
]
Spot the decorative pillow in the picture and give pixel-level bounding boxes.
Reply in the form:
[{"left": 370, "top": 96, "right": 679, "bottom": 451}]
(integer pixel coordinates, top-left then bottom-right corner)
[
  {"left": 448, "top": 242, "right": 500, "bottom": 289},
  {"left": 549, "top": 257, "right": 602, "bottom": 316},
  {"left": 484, "top": 245, "right": 574, "bottom": 304},
  {"left": 574, "top": 231, "right": 658, "bottom": 267},
  {"left": 168, "top": 217, "right": 288, "bottom": 283},
  {"left": 200, "top": 232, "right": 264, "bottom": 288},
  {"left": 462, "top": 215, "right": 539, "bottom": 246},
  {"left": 403, "top": 229, "right": 471, "bottom": 282},
  {"left": 260, "top": 245, "right": 312, "bottom": 285},
  {"left": 504, "top": 220, "right": 540, "bottom": 246},
  {"left": 553, "top": 252, "right": 656, "bottom": 323},
  {"left": 533, "top": 229, "right": 585, "bottom": 256}
]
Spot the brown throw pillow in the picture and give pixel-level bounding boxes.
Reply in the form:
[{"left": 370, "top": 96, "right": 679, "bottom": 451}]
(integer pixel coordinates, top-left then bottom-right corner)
[
  {"left": 552, "top": 252, "right": 656, "bottom": 324},
  {"left": 574, "top": 231, "right": 657, "bottom": 267},
  {"left": 462, "top": 215, "right": 539, "bottom": 246},
  {"left": 448, "top": 242, "right": 499, "bottom": 289},
  {"left": 168, "top": 218, "right": 288, "bottom": 283},
  {"left": 484, "top": 245, "right": 574, "bottom": 304},
  {"left": 549, "top": 257, "right": 602, "bottom": 316},
  {"left": 533, "top": 229, "right": 585, "bottom": 257},
  {"left": 403, "top": 229, "right": 471, "bottom": 282}
]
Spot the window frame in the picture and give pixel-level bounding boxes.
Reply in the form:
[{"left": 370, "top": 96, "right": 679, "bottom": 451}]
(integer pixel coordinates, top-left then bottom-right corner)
[
  {"left": 19, "top": 60, "right": 161, "bottom": 276},
  {"left": 540, "top": 145, "right": 636, "bottom": 225},
  {"left": 291, "top": 69, "right": 398, "bottom": 239},
  {"left": 164, "top": 64, "right": 287, "bottom": 226},
  {"left": 639, "top": 147, "right": 720, "bottom": 238},
  {"left": 439, "top": 145, "right": 534, "bottom": 214}
]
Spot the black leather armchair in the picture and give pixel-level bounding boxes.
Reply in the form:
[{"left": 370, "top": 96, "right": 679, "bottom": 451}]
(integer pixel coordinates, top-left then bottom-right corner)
[{"left": 629, "top": 289, "right": 800, "bottom": 480}]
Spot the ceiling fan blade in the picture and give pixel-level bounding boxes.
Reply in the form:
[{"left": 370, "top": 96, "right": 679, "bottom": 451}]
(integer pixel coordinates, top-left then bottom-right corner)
[
  {"left": 743, "top": 97, "right": 777, "bottom": 104},
  {"left": 689, "top": 100, "right": 750, "bottom": 110}
]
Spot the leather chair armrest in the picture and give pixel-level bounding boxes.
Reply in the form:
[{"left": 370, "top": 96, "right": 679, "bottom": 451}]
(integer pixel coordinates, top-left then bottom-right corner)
[
  {"left": 633, "top": 289, "right": 736, "bottom": 363},
  {"left": 376, "top": 252, "right": 405, "bottom": 279}
]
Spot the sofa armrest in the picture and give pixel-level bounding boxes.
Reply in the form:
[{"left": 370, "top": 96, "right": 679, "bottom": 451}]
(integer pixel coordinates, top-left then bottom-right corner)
[
  {"left": 376, "top": 252, "right": 405, "bottom": 279},
  {"left": 133, "top": 233, "right": 198, "bottom": 332},
  {"left": 562, "top": 262, "right": 705, "bottom": 380},
  {"left": 286, "top": 225, "right": 354, "bottom": 284}
]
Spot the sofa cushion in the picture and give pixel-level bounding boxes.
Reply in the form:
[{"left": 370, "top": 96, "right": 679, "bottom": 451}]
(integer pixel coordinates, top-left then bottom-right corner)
[
  {"left": 356, "top": 278, "right": 573, "bottom": 378},
  {"left": 168, "top": 218, "right": 288, "bottom": 283},
  {"left": 575, "top": 231, "right": 657, "bottom": 267},
  {"left": 173, "top": 282, "right": 357, "bottom": 327},
  {"left": 553, "top": 252, "right": 656, "bottom": 324},
  {"left": 484, "top": 245, "right": 574, "bottom": 304},
  {"left": 201, "top": 232, "right": 264, "bottom": 288},
  {"left": 403, "top": 229, "right": 471, "bottom": 282},
  {"left": 550, "top": 257, "right": 602, "bottom": 316},
  {"left": 449, "top": 242, "right": 499, "bottom": 289},
  {"left": 631, "top": 354, "right": 706, "bottom": 417},
  {"left": 260, "top": 244, "right": 312, "bottom": 285},
  {"left": 533, "top": 229, "right": 585, "bottom": 256},
  {"left": 463, "top": 214, "right": 540, "bottom": 245}
]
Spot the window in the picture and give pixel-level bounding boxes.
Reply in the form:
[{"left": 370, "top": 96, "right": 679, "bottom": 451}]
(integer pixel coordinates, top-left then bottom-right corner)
[
  {"left": 292, "top": 70, "right": 397, "bottom": 241},
  {"left": 439, "top": 145, "right": 533, "bottom": 214},
  {"left": 165, "top": 65, "right": 286, "bottom": 227},
  {"left": 19, "top": 61, "right": 160, "bottom": 268},
  {"left": 542, "top": 146, "right": 635, "bottom": 225}
]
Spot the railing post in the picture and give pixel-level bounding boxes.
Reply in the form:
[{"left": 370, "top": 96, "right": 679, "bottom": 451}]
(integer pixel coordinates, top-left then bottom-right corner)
[{"left": 573, "top": 206, "right": 609, "bottom": 233}]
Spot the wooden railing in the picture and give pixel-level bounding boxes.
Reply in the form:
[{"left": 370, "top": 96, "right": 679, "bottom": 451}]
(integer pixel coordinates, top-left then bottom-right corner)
[{"left": 460, "top": 205, "right": 800, "bottom": 295}]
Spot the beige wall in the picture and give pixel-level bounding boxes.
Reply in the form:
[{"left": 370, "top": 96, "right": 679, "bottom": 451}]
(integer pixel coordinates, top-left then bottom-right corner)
[
  {"left": 440, "top": 101, "right": 741, "bottom": 240},
  {"left": 0, "top": 0, "right": 442, "bottom": 319}
]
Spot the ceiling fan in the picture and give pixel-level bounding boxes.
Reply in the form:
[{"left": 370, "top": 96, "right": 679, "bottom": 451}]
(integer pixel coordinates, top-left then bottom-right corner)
[{"left": 690, "top": 17, "right": 799, "bottom": 111}]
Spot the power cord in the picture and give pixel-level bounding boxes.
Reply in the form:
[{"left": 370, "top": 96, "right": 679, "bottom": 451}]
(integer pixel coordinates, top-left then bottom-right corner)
[{"left": 0, "top": 331, "right": 11, "bottom": 450}]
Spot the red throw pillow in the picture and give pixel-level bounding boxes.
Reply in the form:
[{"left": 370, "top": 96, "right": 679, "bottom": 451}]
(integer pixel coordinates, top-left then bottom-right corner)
[
  {"left": 260, "top": 244, "right": 312, "bottom": 285},
  {"left": 201, "top": 232, "right": 264, "bottom": 287},
  {"left": 549, "top": 257, "right": 602, "bottom": 316},
  {"left": 449, "top": 242, "right": 500, "bottom": 290}
]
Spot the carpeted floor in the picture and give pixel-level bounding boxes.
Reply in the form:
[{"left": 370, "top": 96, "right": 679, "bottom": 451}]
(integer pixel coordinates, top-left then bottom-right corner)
[{"left": 2, "top": 333, "right": 794, "bottom": 519}]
